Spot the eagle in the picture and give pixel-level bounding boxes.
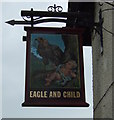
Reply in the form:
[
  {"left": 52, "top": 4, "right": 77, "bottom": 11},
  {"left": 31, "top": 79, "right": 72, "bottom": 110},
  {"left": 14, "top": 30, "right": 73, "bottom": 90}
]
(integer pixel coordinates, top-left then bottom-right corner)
[{"left": 35, "top": 37, "right": 63, "bottom": 66}]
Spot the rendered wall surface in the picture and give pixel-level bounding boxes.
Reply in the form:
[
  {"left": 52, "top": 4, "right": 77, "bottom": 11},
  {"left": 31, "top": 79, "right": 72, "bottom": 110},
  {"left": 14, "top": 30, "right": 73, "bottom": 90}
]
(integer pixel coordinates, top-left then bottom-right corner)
[{"left": 92, "top": 2, "right": 113, "bottom": 119}]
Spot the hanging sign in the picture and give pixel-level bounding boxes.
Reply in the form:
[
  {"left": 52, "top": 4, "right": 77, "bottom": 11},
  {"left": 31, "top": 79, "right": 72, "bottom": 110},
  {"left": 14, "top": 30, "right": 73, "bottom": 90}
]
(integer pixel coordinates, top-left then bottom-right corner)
[{"left": 22, "top": 27, "right": 89, "bottom": 107}]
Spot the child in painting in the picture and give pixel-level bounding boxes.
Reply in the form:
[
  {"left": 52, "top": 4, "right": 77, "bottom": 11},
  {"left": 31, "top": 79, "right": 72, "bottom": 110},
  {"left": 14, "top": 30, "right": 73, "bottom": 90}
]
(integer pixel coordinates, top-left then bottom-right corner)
[{"left": 45, "top": 60, "right": 77, "bottom": 86}]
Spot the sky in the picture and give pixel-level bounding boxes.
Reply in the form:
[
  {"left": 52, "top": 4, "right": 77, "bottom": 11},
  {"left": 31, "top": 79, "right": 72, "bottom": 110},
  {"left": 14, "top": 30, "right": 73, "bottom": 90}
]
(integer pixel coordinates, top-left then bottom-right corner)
[
  {"left": 1, "top": 0, "right": 93, "bottom": 118},
  {"left": 0, "top": 1, "right": 2, "bottom": 120}
]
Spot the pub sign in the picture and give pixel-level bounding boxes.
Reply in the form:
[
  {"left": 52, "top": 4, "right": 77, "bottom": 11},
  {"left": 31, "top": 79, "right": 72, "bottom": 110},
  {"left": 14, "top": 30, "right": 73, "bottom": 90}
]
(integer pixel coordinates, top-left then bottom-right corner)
[{"left": 22, "top": 27, "right": 89, "bottom": 107}]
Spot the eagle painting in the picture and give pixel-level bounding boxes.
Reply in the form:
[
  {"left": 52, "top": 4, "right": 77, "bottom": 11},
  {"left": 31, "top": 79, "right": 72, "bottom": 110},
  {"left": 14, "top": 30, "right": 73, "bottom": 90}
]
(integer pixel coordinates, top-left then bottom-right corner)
[{"left": 35, "top": 37, "right": 64, "bottom": 66}]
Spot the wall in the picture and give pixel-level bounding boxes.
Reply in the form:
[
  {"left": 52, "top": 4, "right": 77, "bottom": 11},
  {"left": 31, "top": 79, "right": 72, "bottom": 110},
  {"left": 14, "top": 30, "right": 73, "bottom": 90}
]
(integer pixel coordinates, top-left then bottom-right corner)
[{"left": 92, "top": 2, "right": 113, "bottom": 118}]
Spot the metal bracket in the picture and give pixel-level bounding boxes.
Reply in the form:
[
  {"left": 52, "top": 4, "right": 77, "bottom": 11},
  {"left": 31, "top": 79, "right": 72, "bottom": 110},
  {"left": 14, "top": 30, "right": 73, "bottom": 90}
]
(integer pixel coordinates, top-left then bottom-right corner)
[
  {"left": 99, "top": 9, "right": 103, "bottom": 55},
  {"left": 94, "top": 8, "right": 104, "bottom": 55},
  {"left": 6, "top": 4, "right": 91, "bottom": 27},
  {"left": 47, "top": 4, "right": 63, "bottom": 12},
  {"left": 6, "top": 4, "right": 103, "bottom": 48}
]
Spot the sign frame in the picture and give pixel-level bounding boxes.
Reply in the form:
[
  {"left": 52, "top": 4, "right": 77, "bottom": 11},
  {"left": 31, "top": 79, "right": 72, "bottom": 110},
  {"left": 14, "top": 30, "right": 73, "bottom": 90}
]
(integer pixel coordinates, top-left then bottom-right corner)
[{"left": 22, "top": 27, "right": 89, "bottom": 107}]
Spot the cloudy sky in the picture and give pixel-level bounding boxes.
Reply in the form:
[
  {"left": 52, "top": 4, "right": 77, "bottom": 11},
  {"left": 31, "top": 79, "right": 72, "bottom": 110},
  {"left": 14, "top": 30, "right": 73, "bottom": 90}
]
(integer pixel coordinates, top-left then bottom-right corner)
[{"left": 1, "top": 0, "right": 93, "bottom": 118}]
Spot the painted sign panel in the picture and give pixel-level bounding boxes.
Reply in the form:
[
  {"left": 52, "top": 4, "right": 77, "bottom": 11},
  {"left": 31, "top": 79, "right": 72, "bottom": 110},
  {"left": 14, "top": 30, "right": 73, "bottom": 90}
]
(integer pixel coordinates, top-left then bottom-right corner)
[{"left": 22, "top": 27, "right": 89, "bottom": 107}]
